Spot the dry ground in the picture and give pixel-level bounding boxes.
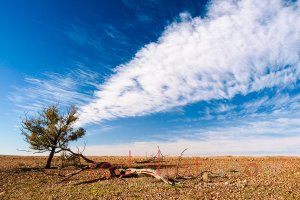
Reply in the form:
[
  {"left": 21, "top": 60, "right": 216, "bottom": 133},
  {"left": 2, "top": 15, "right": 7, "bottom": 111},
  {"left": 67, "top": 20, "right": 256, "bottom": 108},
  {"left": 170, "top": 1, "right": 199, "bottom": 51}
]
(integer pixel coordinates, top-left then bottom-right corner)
[{"left": 0, "top": 156, "right": 300, "bottom": 199}]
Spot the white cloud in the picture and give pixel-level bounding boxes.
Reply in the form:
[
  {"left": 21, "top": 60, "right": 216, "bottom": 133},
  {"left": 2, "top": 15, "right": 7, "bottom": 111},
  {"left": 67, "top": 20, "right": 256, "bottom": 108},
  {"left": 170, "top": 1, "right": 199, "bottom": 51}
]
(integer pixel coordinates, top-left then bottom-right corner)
[
  {"left": 75, "top": 108, "right": 300, "bottom": 156},
  {"left": 214, "top": 103, "right": 236, "bottom": 113},
  {"left": 79, "top": 0, "right": 300, "bottom": 125},
  {"left": 239, "top": 91, "right": 300, "bottom": 117},
  {"left": 77, "top": 117, "right": 300, "bottom": 156},
  {"left": 9, "top": 67, "right": 100, "bottom": 113}
]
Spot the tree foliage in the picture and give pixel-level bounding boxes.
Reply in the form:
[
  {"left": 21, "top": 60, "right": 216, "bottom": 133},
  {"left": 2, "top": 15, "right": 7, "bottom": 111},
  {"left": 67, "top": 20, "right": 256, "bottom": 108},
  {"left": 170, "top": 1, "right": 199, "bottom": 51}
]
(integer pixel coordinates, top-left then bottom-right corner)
[{"left": 21, "top": 105, "right": 85, "bottom": 168}]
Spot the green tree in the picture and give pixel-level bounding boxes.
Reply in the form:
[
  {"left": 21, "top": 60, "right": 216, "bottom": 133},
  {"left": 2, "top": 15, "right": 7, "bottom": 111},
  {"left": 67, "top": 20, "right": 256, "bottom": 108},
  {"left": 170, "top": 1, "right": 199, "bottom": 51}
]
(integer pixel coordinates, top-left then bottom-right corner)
[{"left": 21, "top": 105, "right": 85, "bottom": 169}]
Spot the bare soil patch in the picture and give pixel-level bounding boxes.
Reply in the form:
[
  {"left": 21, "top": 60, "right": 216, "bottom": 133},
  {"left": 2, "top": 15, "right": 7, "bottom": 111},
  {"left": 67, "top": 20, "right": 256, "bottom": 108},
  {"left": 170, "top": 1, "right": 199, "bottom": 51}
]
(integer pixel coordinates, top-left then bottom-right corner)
[{"left": 0, "top": 156, "right": 300, "bottom": 199}]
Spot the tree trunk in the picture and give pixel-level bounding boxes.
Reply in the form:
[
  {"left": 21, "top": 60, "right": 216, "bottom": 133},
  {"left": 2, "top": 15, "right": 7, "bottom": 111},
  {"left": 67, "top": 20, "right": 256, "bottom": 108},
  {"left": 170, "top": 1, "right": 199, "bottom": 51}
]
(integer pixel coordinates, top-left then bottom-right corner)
[{"left": 45, "top": 148, "right": 56, "bottom": 169}]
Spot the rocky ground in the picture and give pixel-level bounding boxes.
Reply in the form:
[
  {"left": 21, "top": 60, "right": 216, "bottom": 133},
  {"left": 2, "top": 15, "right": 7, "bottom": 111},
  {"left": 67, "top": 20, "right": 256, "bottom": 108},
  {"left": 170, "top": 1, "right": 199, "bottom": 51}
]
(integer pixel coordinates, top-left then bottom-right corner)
[{"left": 0, "top": 156, "right": 300, "bottom": 199}]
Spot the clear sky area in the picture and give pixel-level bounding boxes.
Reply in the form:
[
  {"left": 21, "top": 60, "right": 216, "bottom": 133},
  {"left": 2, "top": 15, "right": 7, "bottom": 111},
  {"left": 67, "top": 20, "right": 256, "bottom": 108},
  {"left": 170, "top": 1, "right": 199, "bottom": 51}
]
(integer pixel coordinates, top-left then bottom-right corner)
[{"left": 1, "top": 0, "right": 300, "bottom": 156}]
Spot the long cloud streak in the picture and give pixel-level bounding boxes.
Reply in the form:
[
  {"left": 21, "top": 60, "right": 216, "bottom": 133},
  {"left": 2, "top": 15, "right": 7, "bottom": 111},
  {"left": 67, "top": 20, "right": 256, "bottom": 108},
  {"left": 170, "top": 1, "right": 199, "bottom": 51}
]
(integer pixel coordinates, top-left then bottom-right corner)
[{"left": 79, "top": 0, "right": 300, "bottom": 125}]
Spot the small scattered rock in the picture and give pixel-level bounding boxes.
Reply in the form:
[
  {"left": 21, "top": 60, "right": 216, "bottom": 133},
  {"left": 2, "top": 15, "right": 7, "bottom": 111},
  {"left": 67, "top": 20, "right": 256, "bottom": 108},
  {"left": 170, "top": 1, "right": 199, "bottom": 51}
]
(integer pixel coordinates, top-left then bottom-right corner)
[
  {"left": 236, "top": 179, "right": 247, "bottom": 188},
  {"left": 202, "top": 172, "right": 211, "bottom": 182},
  {"left": 294, "top": 172, "right": 300, "bottom": 176}
]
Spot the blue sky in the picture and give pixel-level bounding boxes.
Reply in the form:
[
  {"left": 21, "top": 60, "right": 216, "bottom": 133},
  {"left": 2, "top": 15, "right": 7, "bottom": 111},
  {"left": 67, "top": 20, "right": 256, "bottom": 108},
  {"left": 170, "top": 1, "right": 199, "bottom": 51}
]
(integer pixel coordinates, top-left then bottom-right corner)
[{"left": 1, "top": 0, "right": 300, "bottom": 156}]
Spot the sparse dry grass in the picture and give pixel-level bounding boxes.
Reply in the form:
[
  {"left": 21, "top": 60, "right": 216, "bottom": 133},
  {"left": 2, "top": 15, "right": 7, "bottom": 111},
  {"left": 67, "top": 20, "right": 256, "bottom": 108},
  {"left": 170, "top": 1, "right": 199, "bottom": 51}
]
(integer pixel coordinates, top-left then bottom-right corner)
[{"left": 0, "top": 156, "right": 300, "bottom": 199}]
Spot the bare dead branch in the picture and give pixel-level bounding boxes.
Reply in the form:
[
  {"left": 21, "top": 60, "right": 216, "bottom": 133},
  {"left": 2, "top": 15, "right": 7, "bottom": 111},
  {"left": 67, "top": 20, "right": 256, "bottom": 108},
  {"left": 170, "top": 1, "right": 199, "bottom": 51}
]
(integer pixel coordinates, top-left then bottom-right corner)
[
  {"left": 59, "top": 147, "right": 95, "bottom": 164},
  {"left": 41, "top": 146, "right": 178, "bottom": 186},
  {"left": 119, "top": 168, "right": 175, "bottom": 185},
  {"left": 135, "top": 146, "right": 167, "bottom": 164},
  {"left": 175, "top": 148, "right": 188, "bottom": 178},
  {"left": 61, "top": 168, "right": 85, "bottom": 181}
]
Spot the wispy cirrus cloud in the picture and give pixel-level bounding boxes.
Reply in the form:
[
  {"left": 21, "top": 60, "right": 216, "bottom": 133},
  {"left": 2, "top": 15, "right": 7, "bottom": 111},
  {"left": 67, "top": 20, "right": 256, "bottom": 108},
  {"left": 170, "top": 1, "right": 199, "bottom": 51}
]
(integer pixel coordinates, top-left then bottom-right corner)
[
  {"left": 78, "top": 0, "right": 300, "bottom": 125},
  {"left": 82, "top": 89, "right": 300, "bottom": 155},
  {"left": 9, "top": 67, "right": 100, "bottom": 113},
  {"left": 65, "top": 23, "right": 139, "bottom": 66},
  {"left": 198, "top": 89, "right": 300, "bottom": 122},
  {"left": 78, "top": 116, "right": 300, "bottom": 156}
]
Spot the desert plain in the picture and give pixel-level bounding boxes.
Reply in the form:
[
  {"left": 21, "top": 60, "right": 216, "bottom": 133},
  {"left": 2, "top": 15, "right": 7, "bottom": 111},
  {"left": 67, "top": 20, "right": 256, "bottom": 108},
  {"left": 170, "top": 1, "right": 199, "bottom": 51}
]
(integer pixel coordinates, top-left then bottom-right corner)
[{"left": 0, "top": 156, "right": 300, "bottom": 199}]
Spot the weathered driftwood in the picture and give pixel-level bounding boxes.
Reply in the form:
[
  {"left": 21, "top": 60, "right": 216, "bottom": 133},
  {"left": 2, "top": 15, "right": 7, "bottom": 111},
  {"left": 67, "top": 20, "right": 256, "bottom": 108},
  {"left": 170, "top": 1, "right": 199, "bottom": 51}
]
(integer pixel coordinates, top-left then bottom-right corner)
[
  {"left": 52, "top": 147, "right": 207, "bottom": 185},
  {"left": 118, "top": 168, "right": 175, "bottom": 185}
]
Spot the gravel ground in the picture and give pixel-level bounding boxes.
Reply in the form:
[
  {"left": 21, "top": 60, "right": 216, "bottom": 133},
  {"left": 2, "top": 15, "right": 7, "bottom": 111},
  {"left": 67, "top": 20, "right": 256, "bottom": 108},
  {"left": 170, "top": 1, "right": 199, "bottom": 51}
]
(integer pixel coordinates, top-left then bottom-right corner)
[{"left": 0, "top": 156, "right": 300, "bottom": 199}]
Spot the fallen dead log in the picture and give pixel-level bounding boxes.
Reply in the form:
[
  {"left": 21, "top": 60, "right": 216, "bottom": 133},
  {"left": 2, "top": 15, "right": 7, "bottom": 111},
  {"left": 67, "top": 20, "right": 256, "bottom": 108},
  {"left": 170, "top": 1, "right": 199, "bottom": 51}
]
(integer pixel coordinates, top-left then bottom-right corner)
[
  {"left": 54, "top": 147, "right": 203, "bottom": 185},
  {"left": 60, "top": 162, "right": 117, "bottom": 181},
  {"left": 118, "top": 168, "right": 175, "bottom": 185},
  {"left": 60, "top": 164, "right": 175, "bottom": 185}
]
